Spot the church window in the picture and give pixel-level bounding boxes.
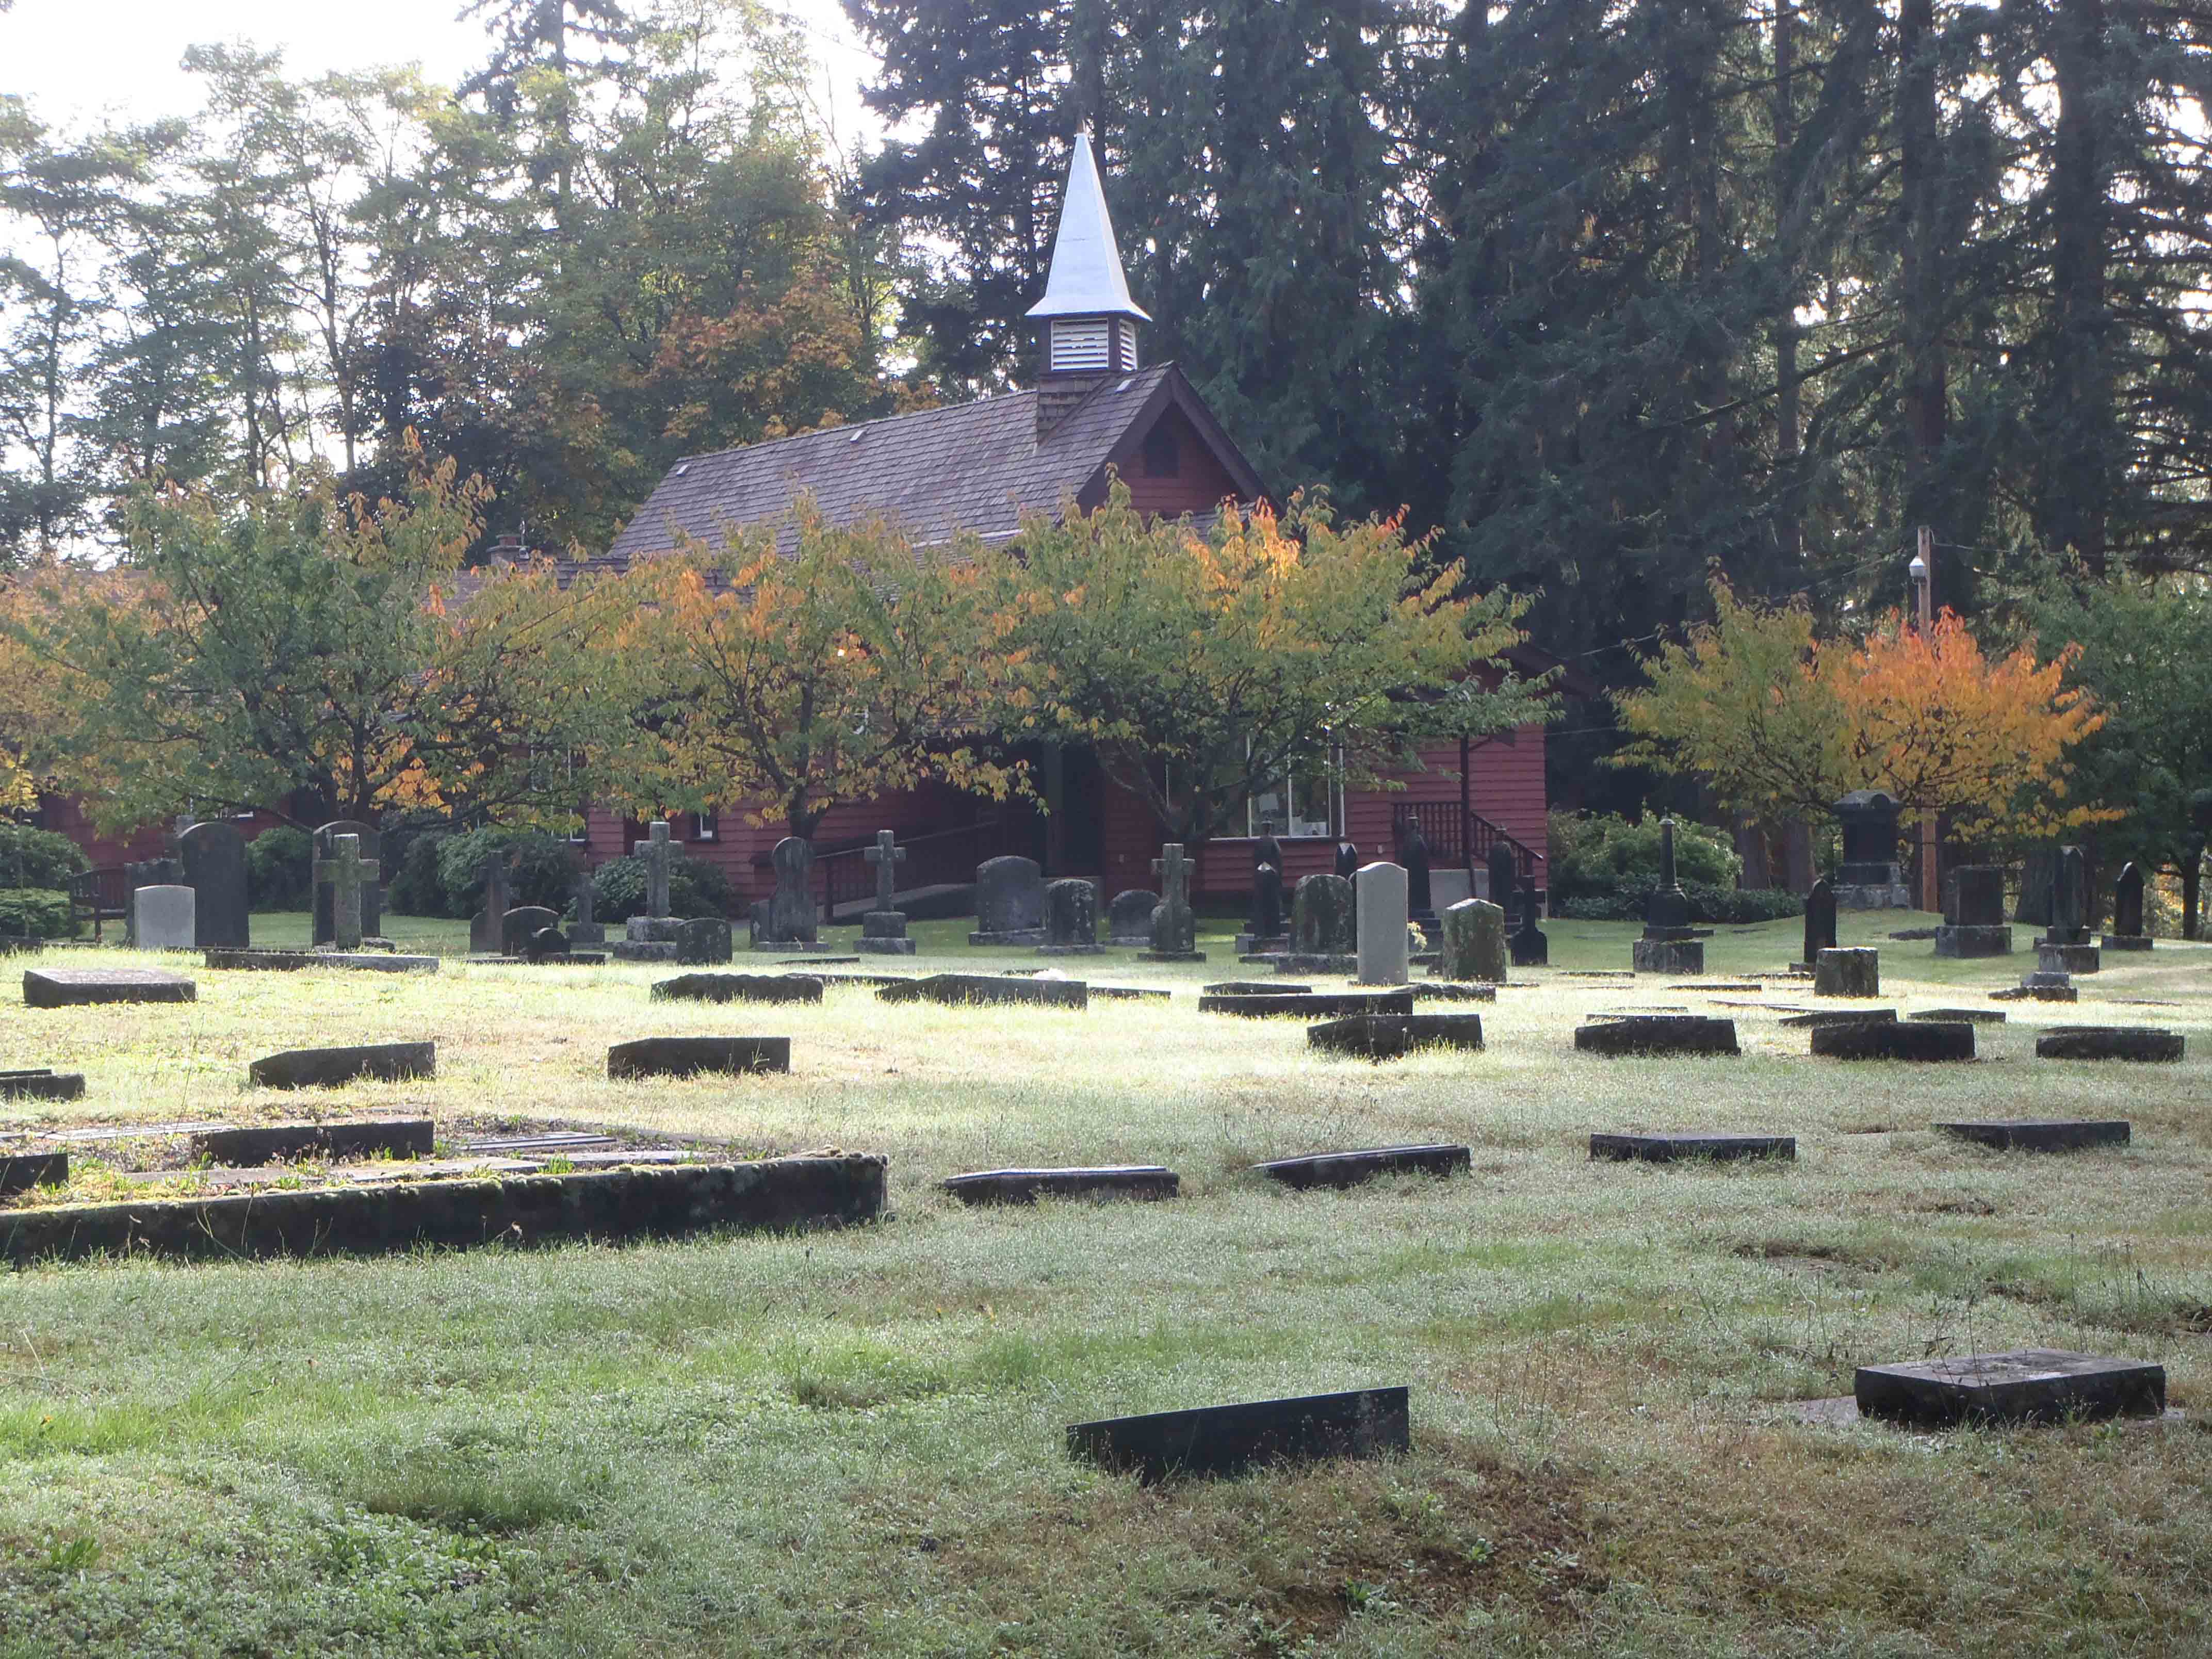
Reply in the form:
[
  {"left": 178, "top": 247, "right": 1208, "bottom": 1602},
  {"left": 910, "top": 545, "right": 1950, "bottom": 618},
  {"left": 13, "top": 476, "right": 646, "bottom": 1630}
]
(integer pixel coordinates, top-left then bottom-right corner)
[{"left": 1143, "top": 424, "right": 1180, "bottom": 478}]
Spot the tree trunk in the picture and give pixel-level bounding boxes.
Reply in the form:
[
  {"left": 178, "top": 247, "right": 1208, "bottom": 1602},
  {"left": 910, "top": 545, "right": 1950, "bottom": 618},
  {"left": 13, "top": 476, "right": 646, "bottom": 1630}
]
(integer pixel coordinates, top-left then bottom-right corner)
[
  {"left": 1897, "top": 0, "right": 1947, "bottom": 554},
  {"left": 2014, "top": 847, "right": 2055, "bottom": 925},
  {"left": 2183, "top": 849, "right": 2203, "bottom": 941},
  {"left": 2046, "top": 0, "right": 2110, "bottom": 575},
  {"left": 1772, "top": 0, "right": 1801, "bottom": 568}
]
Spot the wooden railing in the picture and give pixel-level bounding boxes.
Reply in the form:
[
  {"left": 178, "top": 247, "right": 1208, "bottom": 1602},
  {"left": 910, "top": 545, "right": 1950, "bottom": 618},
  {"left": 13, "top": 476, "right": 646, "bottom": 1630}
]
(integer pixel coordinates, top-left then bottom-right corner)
[
  {"left": 760, "top": 818, "right": 1016, "bottom": 918},
  {"left": 1392, "top": 802, "right": 1546, "bottom": 885}
]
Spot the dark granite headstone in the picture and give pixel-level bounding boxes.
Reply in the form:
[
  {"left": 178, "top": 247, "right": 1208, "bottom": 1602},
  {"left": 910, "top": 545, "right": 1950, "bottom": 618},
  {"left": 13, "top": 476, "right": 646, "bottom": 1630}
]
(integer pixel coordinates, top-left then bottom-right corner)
[
  {"left": 2035, "top": 1027, "right": 2183, "bottom": 1063},
  {"left": 1486, "top": 843, "right": 1518, "bottom": 917},
  {"left": 971, "top": 855, "right": 1048, "bottom": 945},
  {"left": 178, "top": 821, "right": 250, "bottom": 949},
  {"left": 525, "top": 926, "right": 572, "bottom": 962},
  {"left": 1145, "top": 843, "right": 1201, "bottom": 959},
  {"left": 469, "top": 854, "right": 511, "bottom": 956},
  {"left": 23, "top": 966, "right": 196, "bottom": 1007},
  {"left": 653, "top": 972, "right": 822, "bottom": 1004},
  {"left": 1198, "top": 990, "right": 1413, "bottom": 1019},
  {"left": 193, "top": 1117, "right": 433, "bottom": 1161},
  {"left": 2103, "top": 861, "right": 2149, "bottom": 950},
  {"left": 876, "top": 972, "right": 1087, "bottom": 1010},
  {"left": 1856, "top": 1349, "right": 2162, "bottom": 1427},
  {"left": 1107, "top": 888, "right": 1159, "bottom": 947},
  {"left": 1308, "top": 1013, "right": 1484, "bottom": 1059},
  {"left": 944, "top": 1166, "right": 1179, "bottom": 1205},
  {"left": 1291, "top": 874, "right": 1356, "bottom": 955},
  {"left": 1590, "top": 1132, "right": 1794, "bottom": 1163},
  {"left": 311, "top": 820, "right": 381, "bottom": 945},
  {"left": 1250, "top": 833, "right": 1284, "bottom": 942},
  {"left": 1802, "top": 877, "right": 1837, "bottom": 965},
  {"left": 607, "top": 1036, "right": 792, "bottom": 1078},
  {"left": 0, "top": 1068, "right": 85, "bottom": 1102},
  {"left": 1574, "top": 1015, "right": 1738, "bottom": 1056},
  {"left": 1399, "top": 820, "right": 1433, "bottom": 921},
  {"left": 1252, "top": 1144, "right": 1470, "bottom": 1189},
  {"left": 1809, "top": 1020, "right": 1974, "bottom": 1062},
  {"left": 1510, "top": 877, "right": 1548, "bottom": 966},
  {"left": 1633, "top": 818, "right": 1703, "bottom": 973},
  {"left": 1936, "top": 864, "right": 2013, "bottom": 956},
  {"left": 1812, "top": 946, "right": 1879, "bottom": 998},
  {"left": 247, "top": 1042, "right": 436, "bottom": 1089},
  {"left": 501, "top": 905, "right": 560, "bottom": 954},
  {"left": 675, "top": 917, "right": 734, "bottom": 965},
  {"left": 1068, "top": 1387, "right": 1410, "bottom": 1483},
  {"left": 2047, "top": 845, "right": 2090, "bottom": 945},
  {"left": 766, "top": 836, "right": 818, "bottom": 944},
  {"left": 1041, "top": 878, "right": 1103, "bottom": 953},
  {"left": 1333, "top": 841, "right": 1359, "bottom": 881},
  {"left": 0, "top": 1151, "right": 68, "bottom": 1196},
  {"left": 1937, "top": 1118, "right": 2128, "bottom": 1151}
]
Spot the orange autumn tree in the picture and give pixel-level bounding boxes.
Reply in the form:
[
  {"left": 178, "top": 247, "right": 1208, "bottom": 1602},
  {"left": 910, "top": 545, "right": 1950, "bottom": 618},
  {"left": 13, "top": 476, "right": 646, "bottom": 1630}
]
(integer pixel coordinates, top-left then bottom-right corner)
[
  {"left": 606, "top": 501, "right": 1021, "bottom": 839},
  {"left": 1616, "top": 579, "right": 2112, "bottom": 847}
]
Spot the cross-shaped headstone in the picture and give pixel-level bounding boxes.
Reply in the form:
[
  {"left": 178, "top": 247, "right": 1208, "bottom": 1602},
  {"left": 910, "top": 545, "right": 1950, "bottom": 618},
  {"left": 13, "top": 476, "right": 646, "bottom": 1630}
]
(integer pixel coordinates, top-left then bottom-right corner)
[
  {"left": 574, "top": 866, "right": 596, "bottom": 928},
  {"left": 864, "top": 830, "right": 907, "bottom": 913},
  {"left": 313, "top": 833, "right": 379, "bottom": 951},
  {"left": 1153, "top": 844, "right": 1190, "bottom": 906},
  {"left": 643, "top": 820, "right": 673, "bottom": 919}
]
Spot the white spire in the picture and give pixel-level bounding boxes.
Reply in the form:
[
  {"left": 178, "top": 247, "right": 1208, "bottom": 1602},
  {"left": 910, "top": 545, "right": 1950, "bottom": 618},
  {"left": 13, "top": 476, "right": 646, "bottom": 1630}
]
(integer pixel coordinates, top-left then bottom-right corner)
[{"left": 1026, "top": 132, "right": 1150, "bottom": 322}]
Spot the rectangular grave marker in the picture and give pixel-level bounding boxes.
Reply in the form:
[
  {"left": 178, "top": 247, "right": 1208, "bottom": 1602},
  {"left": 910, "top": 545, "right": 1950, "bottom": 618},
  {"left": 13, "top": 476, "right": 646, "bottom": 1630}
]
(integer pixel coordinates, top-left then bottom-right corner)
[
  {"left": 1855, "top": 1349, "right": 2162, "bottom": 1427},
  {"left": 1068, "top": 1386, "right": 1410, "bottom": 1483}
]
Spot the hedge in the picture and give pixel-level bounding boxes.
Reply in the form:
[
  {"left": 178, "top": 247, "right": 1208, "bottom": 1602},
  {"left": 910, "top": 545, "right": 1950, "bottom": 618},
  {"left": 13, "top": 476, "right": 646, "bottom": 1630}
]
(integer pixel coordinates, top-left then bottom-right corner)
[
  {"left": 0, "top": 887, "right": 75, "bottom": 939},
  {"left": 1558, "top": 883, "right": 1804, "bottom": 924},
  {"left": 0, "top": 826, "right": 90, "bottom": 892}
]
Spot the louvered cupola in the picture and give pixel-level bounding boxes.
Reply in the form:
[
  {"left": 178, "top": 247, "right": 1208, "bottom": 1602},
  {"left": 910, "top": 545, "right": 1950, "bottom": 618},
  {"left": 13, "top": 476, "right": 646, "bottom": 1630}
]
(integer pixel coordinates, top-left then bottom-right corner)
[{"left": 1029, "top": 132, "right": 1149, "bottom": 441}]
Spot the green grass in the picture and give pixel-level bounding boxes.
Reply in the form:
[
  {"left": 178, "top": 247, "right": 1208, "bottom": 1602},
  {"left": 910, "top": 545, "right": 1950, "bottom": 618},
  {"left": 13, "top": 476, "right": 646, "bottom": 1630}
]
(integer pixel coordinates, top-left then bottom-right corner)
[{"left": 3, "top": 912, "right": 2210, "bottom": 1655}]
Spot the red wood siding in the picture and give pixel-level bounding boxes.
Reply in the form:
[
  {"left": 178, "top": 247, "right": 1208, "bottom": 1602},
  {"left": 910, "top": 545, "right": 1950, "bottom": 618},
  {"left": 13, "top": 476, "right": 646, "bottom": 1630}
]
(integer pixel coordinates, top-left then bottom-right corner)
[
  {"left": 1121, "top": 405, "right": 1241, "bottom": 521},
  {"left": 33, "top": 794, "right": 294, "bottom": 871}
]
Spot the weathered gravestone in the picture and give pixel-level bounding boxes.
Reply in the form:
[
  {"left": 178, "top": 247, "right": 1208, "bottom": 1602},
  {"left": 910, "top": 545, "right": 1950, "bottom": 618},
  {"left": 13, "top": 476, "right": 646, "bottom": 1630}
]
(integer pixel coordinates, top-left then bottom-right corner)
[
  {"left": 857, "top": 831, "right": 915, "bottom": 955},
  {"left": 1198, "top": 989, "right": 1412, "bottom": 1019},
  {"left": 643, "top": 820, "right": 674, "bottom": 919},
  {"left": 653, "top": 972, "right": 822, "bottom": 1005},
  {"left": 248, "top": 1042, "right": 435, "bottom": 1090},
  {"left": 1485, "top": 842, "right": 1518, "bottom": 914},
  {"left": 1855, "top": 1350, "right": 2162, "bottom": 1428},
  {"left": 1253, "top": 1144, "right": 1471, "bottom": 1190},
  {"left": 1801, "top": 876, "right": 1838, "bottom": 966},
  {"left": 970, "top": 855, "right": 1048, "bottom": 945},
  {"left": 468, "top": 854, "right": 512, "bottom": 956},
  {"left": 1936, "top": 865, "right": 2013, "bottom": 957},
  {"left": 1354, "top": 861, "right": 1410, "bottom": 986},
  {"left": 1040, "top": 877, "right": 1103, "bottom": 954},
  {"left": 0, "top": 1151, "right": 67, "bottom": 1196},
  {"left": 1810, "top": 1020, "right": 1974, "bottom": 1062},
  {"left": 1107, "top": 888, "right": 1158, "bottom": 947},
  {"left": 1590, "top": 1132, "right": 1795, "bottom": 1163},
  {"left": 122, "top": 857, "right": 182, "bottom": 947},
  {"left": 878, "top": 972, "right": 1087, "bottom": 1011},
  {"left": 676, "top": 917, "right": 734, "bottom": 964},
  {"left": 2036, "top": 1026, "right": 2184, "bottom": 1063},
  {"left": 2102, "top": 862, "right": 2151, "bottom": 951},
  {"left": 1574, "top": 1014, "right": 1738, "bottom": 1056},
  {"left": 1632, "top": 818, "right": 1704, "bottom": 974},
  {"left": 501, "top": 905, "right": 560, "bottom": 955},
  {"left": 1510, "top": 877, "right": 1549, "bottom": 967},
  {"left": 192, "top": 1117, "right": 433, "bottom": 1161},
  {"left": 1143, "top": 844, "right": 1203, "bottom": 961},
  {"left": 569, "top": 867, "right": 605, "bottom": 946},
  {"left": 1399, "top": 820, "right": 1436, "bottom": 941},
  {"left": 944, "top": 1166, "right": 1179, "bottom": 1206},
  {"left": 314, "top": 834, "right": 379, "bottom": 953},
  {"left": 1832, "top": 790, "right": 1910, "bottom": 908},
  {"left": 2039, "top": 845, "right": 2100, "bottom": 973},
  {"left": 132, "top": 885, "right": 196, "bottom": 951},
  {"left": 1938, "top": 1118, "right": 2129, "bottom": 1152},
  {"left": 1068, "top": 1387, "right": 1411, "bottom": 1483},
  {"left": 1239, "top": 826, "right": 1286, "bottom": 953},
  {"left": 1282, "top": 873, "right": 1356, "bottom": 971},
  {"left": 178, "top": 820, "right": 249, "bottom": 949},
  {"left": 755, "top": 835, "right": 823, "bottom": 950},
  {"left": 1307, "top": 1012, "right": 1484, "bottom": 1060},
  {"left": 1439, "top": 898, "right": 1507, "bottom": 984},
  {"left": 0, "top": 1068, "right": 84, "bottom": 1102},
  {"left": 311, "top": 821, "right": 382, "bottom": 944},
  {"left": 24, "top": 966, "right": 196, "bottom": 1008},
  {"left": 1813, "top": 946, "right": 1879, "bottom": 998},
  {"left": 607, "top": 1036, "right": 791, "bottom": 1079}
]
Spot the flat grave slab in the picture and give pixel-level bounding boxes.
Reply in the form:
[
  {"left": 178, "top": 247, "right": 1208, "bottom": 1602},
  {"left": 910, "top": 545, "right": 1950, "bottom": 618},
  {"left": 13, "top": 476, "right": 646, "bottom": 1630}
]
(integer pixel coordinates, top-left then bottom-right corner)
[
  {"left": 1855, "top": 1349, "right": 2164, "bottom": 1428},
  {"left": 1202, "top": 981, "right": 1310, "bottom": 996},
  {"left": 1589, "top": 1132, "right": 1795, "bottom": 1163},
  {"left": 1562, "top": 970, "right": 1634, "bottom": 980},
  {"left": 608, "top": 1036, "right": 792, "bottom": 1079},
  {"left": 1270, "top": 953, "right": 1356, "bottom": 974},
  {"left": 23, "top": 967, "right": 196, "bottom": 1008},
  {"left": 1911, "top": 1007, "right": 2006, "bottom": 1024},
  {"left": 0, "top": 1068, "right": 85, "bottom": 1102},
  {"left": 877, "top": 973, "right": 1088, "bottom": 1011},
  {"left": 1573, "top": 1015, "right": 1739, "bottom": 1057},
  {"left": 1992, "top": 980, "right": 2078, "bottom": 1003},
  {"left": 942, "top": 1166, "right": 1180, "bottom": 1205},
  {"left": 1253, "top": 1143, "right": 1471, "bottom": 1190},
  {"left": 652, "top": 973, "right": 823, "bottom": 1006},
  {"left": 1199, "top": 990, "right": 1414, "bottom": 1019},
  {"left": 1308, "top": 1014, "right": 1486, "bottom": 1060},
  {"left": 205, "top": 949, "right": 438, "bottom": 973},
  {"left": 1938, "top": 1118, "right": 2129, "bottom": 1152},
  {"left": 464, "top": 952, "right": 606, "bottom": 968},
  {"left": 1674, "top": 981, "right": 1763, "bottom": 992},
  {"left": 1777, "top": 1008, "right": 1896, "bottom": 1030},
  {"left": 1409, "top": 982, "right": 1496, "bottom": 1003},
  {"left": 779, "top": 954, "right": 857, "bottom": 965},
  {"left": 0, "top": 1153, "right": 885, "bottom": 1265},
  {"left": 0, "top": 1151, "right": 67, "bottom": 1196},
  {"left": 1089, "top": 985, "right": 1172, "bottom": 1002},
  {"left": 248, "top": 1041, "right": 436, "bottom": 1089},
  {"left": 1810, "top": 1021, "right": 1974, "bottom": 1062},
  {"left": 191, "top": 1118, "right": 435, "bottom": 1166},
  {"left": 803, "top": 970, "right": 917, "bottom": 989},
  {"left": 1068, "top": 1386, "right": 1410, "bottom": 1483},
  {"left": 2035, "top": 1026, "right": 2184, "bottom": 1063}
]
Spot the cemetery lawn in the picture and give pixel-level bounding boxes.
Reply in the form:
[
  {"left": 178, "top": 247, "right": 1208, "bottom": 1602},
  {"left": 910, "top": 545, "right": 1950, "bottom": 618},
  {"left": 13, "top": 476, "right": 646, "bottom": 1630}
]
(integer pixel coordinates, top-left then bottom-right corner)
[{"left": 4, "top": 913, "right": 2210, "bottom": 1656}]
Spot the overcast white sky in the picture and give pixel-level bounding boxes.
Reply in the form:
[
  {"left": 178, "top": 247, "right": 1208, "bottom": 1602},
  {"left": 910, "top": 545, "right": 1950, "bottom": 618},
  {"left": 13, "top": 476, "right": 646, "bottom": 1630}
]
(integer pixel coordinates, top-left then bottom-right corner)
[{"left": 1, "top": 0, "right": 879, "bottom": 140}]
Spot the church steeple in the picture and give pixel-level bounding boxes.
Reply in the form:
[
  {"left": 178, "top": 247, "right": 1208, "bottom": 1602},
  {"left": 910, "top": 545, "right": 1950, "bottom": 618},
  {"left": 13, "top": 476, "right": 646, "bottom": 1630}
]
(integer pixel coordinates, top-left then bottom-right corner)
[{"left": 1029, "top": 133, "right": 1147, "bottom": 409}]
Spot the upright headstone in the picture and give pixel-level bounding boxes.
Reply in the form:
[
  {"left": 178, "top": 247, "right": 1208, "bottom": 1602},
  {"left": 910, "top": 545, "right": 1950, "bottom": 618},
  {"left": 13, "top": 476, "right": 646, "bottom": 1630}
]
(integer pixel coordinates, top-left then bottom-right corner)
[
  {"left": 1486, "top": 843, "right": 1518, "bottom": 918},
  {"left": 1801, "top": 876, "right": 1837, "bottom": 966},
  {"left": 1439, "top": 898, "right": 1507, "bottom": 983},
  {"left": 123, "top": 857, "right": 184, "bottom": 947},
  {"left": 642, "top": 820, "right": 674, "bottom": 920},
  {"left": 1041, "top": 877, "right": 1103, "bottom": 953},
  {"left": 468, "top": 854, "right": 511, "bottom": 956},
  {"left": 311, "top": 820, "right": 381, "bottom": 944},
  {"left": 1107, "top": 888, "right": 1159, "bottom": 947},
  {"left": 1354, "top": 861, "right": 1410, "bottom": 986},
  {"left": 501, "top": 905, "right": 560, "bottom": 955},
  {"left": 2103, "top": 862, "right": 2150, "bottom": 951},
  {"left": 1144, "top": 844, "right": 1203, "bottom": 960},
  {"left": 1633, "top": 817, "right": 1704, "bottom": 974},
  {"left": 2046, "top": 844, "right": 2090, "bottom": 948},
  {"left": 1509, "top": 876, "right": 1548, "bottom": 966},
  {"left": 1831, "top": 790, "right": 1911, "bottom": 907},
  {"left": 969, "top": 855, "right": 1048, "bottom": 945},
  {"left": 1247, "top": 825, "right": 1286, "bottom": 947},
  {"left": 314, "top": 833, "right": 379, "bottom": 953},
  {"left": 1333, "top": 840, "right": 1359, "bottom": 882},
  {"left": 131, "top": 885, "right": 196, "bottom": 951},
  {"left": 1292, "top": 874, "right": 1356, "bottom": 957},
  {"left": 569, "top": 866, "right": 605, "bottom": 946},
  {"left": 858, "top": 831, "right": 915, "bottom": 955},
  {"left": 1400, "top": 820, "right": 1435, "bottom": 937},
  {"left": 765, "top": 836, "right": 818, "bottom": 944},
  {"left": 178, "top": 821, "right": 249, "bottom": 949},
  {"left": 1936, "top": 865, "right": 2013, "bottom": 957}
]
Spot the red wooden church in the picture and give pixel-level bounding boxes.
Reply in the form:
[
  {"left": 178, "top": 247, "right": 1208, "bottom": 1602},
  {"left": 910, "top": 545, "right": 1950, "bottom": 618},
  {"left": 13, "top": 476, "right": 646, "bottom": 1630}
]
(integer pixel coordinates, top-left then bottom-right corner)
[{"left": 572, "top": 136, "right": 1551, "bottom": 919}]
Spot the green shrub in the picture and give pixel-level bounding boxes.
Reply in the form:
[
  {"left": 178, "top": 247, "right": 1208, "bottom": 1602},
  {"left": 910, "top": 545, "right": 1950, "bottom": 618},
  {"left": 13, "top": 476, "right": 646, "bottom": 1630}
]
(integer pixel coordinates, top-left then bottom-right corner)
[
  {"left": 0, "top": 887, "right": 75, "bottom": 939},
  {"left": 0, "top": 825, "right": 89, "bottom": 891},
  {"left": 592, "top": 850, "right": 733, "bottom": 921},
  {"left": 385, "top": 832, "right": 452, "bottom": 916},
  {"left": 246, "top": 827, "right": 314, "bottom": 910},
  {"left": 1547, "top": 811, "right": 1742, "bottom": 902},
  {"left": 436, "top": 829, "right": 582, "bottom": 916},
  {"left": 1558, "top": 883, "right": 1803, "bottom": 923}
]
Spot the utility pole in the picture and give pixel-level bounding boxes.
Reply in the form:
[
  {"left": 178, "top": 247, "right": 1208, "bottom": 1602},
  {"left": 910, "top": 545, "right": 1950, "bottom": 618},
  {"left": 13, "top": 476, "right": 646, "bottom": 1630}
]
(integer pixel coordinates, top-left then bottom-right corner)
[{"left": 1911, "top": 527, "right": 1939, "bottom": 912}]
